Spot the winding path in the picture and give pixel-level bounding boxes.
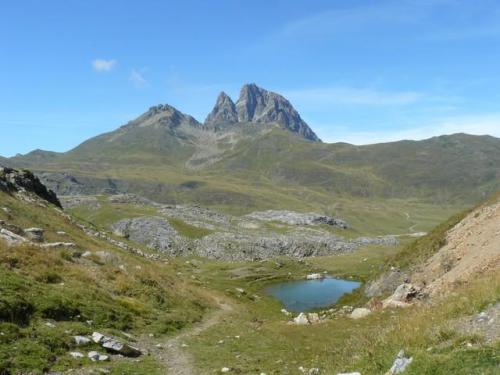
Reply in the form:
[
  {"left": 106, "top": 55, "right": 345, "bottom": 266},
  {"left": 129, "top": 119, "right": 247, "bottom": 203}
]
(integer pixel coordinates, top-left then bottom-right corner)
[{"left": 142, "top": 297, "right": 234, "bottom": 375}]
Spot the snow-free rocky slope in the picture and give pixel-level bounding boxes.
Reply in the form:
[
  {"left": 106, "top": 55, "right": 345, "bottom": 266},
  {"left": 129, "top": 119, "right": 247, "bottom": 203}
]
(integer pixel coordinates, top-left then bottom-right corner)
[{"left": 5, "top": 84, "right": 500, "bottom": 212}]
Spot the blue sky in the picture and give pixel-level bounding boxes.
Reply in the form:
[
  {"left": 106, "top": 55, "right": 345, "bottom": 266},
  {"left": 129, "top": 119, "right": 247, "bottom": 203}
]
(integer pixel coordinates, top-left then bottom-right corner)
[{"left": 1, "top": 0, "right": 500, "bottom": 156}]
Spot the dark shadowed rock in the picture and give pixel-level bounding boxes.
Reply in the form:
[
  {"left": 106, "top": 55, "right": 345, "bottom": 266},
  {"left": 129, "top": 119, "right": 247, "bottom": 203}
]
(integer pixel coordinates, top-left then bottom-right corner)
[
  {"left": 235, "top": 83, "right": 320, "bottom": 141},
  {"left": 0, "top": 166, "right": 62, "bottom": 208},
  {"left": 204, "top": 92, "right": 238, "bottom": 127}
]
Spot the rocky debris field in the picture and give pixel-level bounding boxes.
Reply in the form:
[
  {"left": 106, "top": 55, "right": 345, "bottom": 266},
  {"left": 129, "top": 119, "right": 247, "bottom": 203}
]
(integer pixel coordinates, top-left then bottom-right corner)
[
  {"left": 112, "top": 216, "right": 185, "bottom": 255},
  {"left": 77, "top": 194, "right": 400, "bottom": 260},
  {"left": 55, "top": 191, "right": 401, "bottom": 261},
  {"left": 245, "top": 210, "right": 348, "bottom": 228}
]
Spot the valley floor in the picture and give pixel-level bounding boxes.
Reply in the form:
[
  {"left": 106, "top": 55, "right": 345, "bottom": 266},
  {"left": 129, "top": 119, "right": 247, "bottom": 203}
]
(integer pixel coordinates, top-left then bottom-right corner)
[{"left": 0, "top": 184, "right": 498, "bottom": 374}]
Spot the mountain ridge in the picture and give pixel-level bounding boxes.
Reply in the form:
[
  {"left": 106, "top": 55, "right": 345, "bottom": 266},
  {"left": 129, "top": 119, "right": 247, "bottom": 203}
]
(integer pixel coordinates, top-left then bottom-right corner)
[{"left": 2, "top": 83, "right": 499, "bottom": 211}]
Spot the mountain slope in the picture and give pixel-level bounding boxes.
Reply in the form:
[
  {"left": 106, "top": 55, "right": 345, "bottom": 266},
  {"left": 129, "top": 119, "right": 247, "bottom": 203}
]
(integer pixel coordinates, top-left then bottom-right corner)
[
  {"left": 6, "top": 84, "right": 500, "bottom": 216},
  {"left": 0, "top": 168, "right": 211, "bottom": 374}
]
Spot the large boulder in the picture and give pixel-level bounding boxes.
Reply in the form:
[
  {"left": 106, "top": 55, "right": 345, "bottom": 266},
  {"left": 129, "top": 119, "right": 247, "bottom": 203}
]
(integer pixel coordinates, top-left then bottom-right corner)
[
  {"left": 91, "top": 331, "right": 142, "bottom": 357},
  {"left": 101, "top": 338, "right": 142, "bottom": 357},
  {"left": 383, "top": 283, "right": 421, "bottom": 308},
  {"left": 0, "top": 228, "right": 27, "bottom": 246}
]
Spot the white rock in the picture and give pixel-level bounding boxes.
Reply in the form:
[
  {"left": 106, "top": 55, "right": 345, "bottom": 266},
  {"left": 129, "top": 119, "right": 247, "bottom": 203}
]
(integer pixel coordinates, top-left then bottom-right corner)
[
  {"left": 88, "top": 351, "right": 109, "bottom": 362},
  {"left": 387, "top": 350, "right": 413, "bottom": 374},
  {"left": 293, "top": 312, "right": 310, "bottom": 325},
  {"left": 350, "top": 308, "right": 372, "bottom": 320},
  {"left": 45, "top": 322, "right": 55, "bottom": 328},
  {"left": 281, "top": 308, "right": 291, "bottom": 316},
  {"left": 92, "top": 332, "right": 105, "bottom": 343},
  {"left": 307, "top": 313, "right": 320, "bottom": 324},
  {"left": 73, "top": 335, "right": 91, "bottom": 346},
  {"left": 69, "top": 351, "right": 84, "bottom": 358},
  {"left": 306, "top": 273, "right": 324, "bottom": 280},
  {"left": 82, "top": 251, "right": 92, "bottom": 258},
  {"left": 309, "top": 368, "right": 320, "bottom": 374},
  {"left": 101, "top": 337, "right": 142, "bottom": 357},
  {"left": 221, "top": 367, "right": 231, "bottom": 373},
  {"left": 235, "top": 287, "right": 245, "bottom": 294},
  {"left": 0, "top": 228, "right": 26, "bottom": 246}
]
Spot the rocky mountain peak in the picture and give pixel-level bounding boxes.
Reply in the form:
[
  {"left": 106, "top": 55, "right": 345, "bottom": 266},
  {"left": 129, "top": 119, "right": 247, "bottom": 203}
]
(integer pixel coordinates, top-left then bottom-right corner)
[
  {"left": 204, "top": 91, "right": 238, "bottom": 127},
  {"left": 129, "top": 103, "right": 200, "bottom": 129},
  {"left": 235, "top": 83, "right": 321, "bottom": 142}
]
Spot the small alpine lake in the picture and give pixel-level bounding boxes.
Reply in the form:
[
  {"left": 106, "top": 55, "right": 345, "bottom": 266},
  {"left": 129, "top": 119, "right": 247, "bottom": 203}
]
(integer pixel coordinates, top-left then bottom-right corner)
[{"left": 265, "top": 277, "right": 361, "bottom": 312}]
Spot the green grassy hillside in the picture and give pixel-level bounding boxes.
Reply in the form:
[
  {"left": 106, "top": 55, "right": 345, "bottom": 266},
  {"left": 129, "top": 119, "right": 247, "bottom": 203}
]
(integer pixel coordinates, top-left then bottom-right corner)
[
  {"left": 9, "top": 127, "right": 499, "bottom": 213},
  {"left": 0, "top": 191, "right": 211, "bottom": 374}
]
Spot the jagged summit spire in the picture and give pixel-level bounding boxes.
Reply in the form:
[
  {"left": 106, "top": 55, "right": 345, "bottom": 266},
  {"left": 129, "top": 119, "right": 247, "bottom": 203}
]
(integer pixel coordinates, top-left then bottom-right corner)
[
  {"left": 127, "top": 84, "right": 320, "bottom": 141},
  {"left": 235, "top": 83, "right": 321, "bottom": 142},
  {"left": 204, "top": 91, "right": 238, "bottom": 127}
]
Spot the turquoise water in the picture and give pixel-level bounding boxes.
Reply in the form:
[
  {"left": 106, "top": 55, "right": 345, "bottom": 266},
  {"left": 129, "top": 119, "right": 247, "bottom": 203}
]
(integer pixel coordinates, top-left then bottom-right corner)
[{"left": 265, "top": 278, "right": 361, "bottom": 312}]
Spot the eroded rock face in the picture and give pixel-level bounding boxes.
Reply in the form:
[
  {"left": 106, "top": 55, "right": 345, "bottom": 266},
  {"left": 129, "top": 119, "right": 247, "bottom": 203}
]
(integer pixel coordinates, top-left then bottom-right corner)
[
  {"left": 235, "top": 84, "right": 321, "bottom": 141},
  {"left": 246, "top": 210, "right": 348, "bottom": 228},
  {"left": 0, "top": 166, "right": 61, "bottom": 207},
  {"left": 112, "top": 216, "right": 184, "bottom": 255},
  {"left": 382, "top": 283, "right": 421, "bottom": 308},
  {"left": 195, "top": 232, "right": 397, "bottom": 260},
  {"left": 205, "top": 92, "right": 238, "bottom": 127}
]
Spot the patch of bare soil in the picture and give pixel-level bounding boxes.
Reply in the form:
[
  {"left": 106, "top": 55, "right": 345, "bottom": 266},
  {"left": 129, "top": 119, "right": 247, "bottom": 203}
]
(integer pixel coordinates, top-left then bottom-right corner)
[{"left": 412, "top": 201, "right": 500, "bottom": 296}]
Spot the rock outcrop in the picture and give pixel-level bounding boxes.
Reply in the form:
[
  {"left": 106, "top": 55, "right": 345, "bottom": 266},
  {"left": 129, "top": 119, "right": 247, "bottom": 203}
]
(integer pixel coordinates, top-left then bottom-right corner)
[
  {"left": 204, "top": 92, "right": 238, "bottom": 127},
  {"left": 91, "top": 331, "right": 142, "bottom": 357},
  {"left": 246, "top": 210, "right": 347, "bottom": 228},
  {"left": 0, "top": 166, "right": 61, "bottom": 207},
  {"left": 235, "top": 84, "right": 320, "bottom": 141},
  {"left": 112, "top": 216, "right": 184, "bottom": 255}
]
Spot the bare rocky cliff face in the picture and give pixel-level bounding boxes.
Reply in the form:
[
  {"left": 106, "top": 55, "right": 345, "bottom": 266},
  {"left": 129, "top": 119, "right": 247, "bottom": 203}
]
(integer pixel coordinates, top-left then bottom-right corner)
[
  {"left": 0, "top": 166, "right": 61, "bottom": 208},
  {"left": 204, "top": 92, "right": 238, "bottom": 127},
  {"left": 235, "top": 84, "right": 320, "bottom": 142},
  {"left": 203, "top": 84, "right": 320, "bottom": 141}
]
